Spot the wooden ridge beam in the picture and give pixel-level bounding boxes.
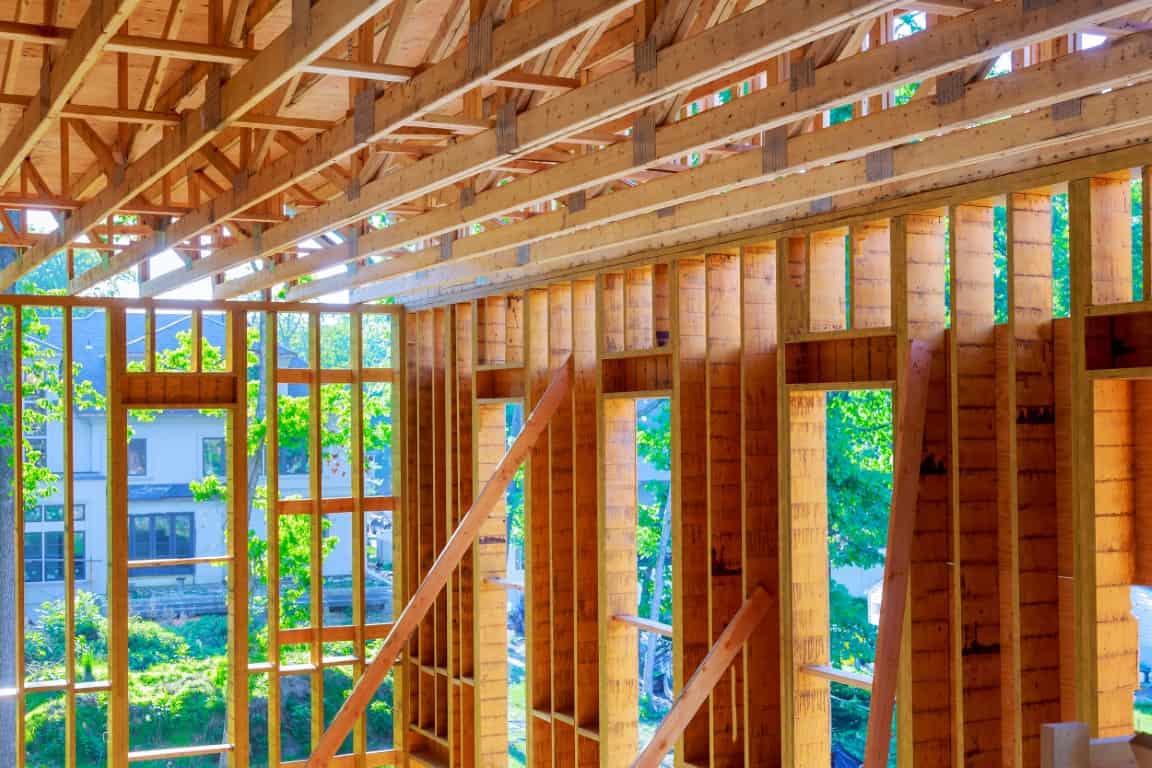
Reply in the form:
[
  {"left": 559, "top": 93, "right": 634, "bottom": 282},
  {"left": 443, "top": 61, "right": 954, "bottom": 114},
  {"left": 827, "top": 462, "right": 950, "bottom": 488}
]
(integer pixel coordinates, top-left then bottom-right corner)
[
  {"left": 304, "top": 355, "right": 573, "bottom": 768},
  {"left": 630, "top": 585, "right": 772, "bottom": 768},
  {"left": 0, "top": 0, "right": 141, "bottom": 189},
  {"left": 862, "top": 341, "right": 933, "bottom": 767},
  {"left": 224, "top": 0, "right": 1152, "bottom": 300},
  {"left": 294, "top": 34, "right": 1152, "bottom": 301},
  {"left": 73, "top": 0, "right": 642, "bottom": 295},
  {"left": 128, "top": 0, "right": 895, "bottom": 297},
  {"left": 374, "top": 124, "right": 1152, "bottom": 307},
  {"left": 0, "top": 0, "right": 403, "bottom": 290},
  {"left": 0, "top": 20, "right": 416, "bottom": 81}
]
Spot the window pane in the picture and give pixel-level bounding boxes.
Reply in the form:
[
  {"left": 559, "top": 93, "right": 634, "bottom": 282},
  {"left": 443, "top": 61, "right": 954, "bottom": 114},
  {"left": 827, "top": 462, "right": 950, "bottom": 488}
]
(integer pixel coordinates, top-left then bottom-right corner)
[
  {"left": 130, "top": 516, "right": 151, "bottom": 559},
  {"left": 25, "top": 505, "right": 42, "bottom": 523},
  {"left": 44, "top": 560, "right": 64, "bottom": 582},
  {"left": 43, "top": 504, "right": 63, "bottom": 522},
  {"left": 173, "top": 515, "right": 194, "bottom": 557},
  {"left": 203, "top": 437, "right": 226, "bottom": 477},
  {"left": 24, "top": 532, "right": 41, "bottom": 559},
  {"left": 154, "top": 516, "right": 172, "bottom": 557},
  {"left": 44, "top": 532, "right": 64, "bottom": 560},
  {"left": 25, "top": 561, "right": 43, "bottom": 582},
  {"left": 74, "top": 504, "right": 85, "bottom": 521},
  {"left": 128, "top": 438, "right": 147, "bottom": 476}
]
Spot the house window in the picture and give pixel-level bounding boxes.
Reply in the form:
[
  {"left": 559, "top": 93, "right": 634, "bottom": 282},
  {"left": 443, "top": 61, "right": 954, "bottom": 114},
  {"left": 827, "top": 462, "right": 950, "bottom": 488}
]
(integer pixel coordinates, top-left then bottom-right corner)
[
  {"left": 202, "top": 437, "right": 226, "bottom": 477},
  {"left": 128, "top": 438, "right": 147, "bottom": 476},
  {"left": 129, "top": 512, "right": 194, "bottom": 575},
  {"left": 38, "top": 504, "right": 85, "bottom": 523},
  {"left": 24, "top": 531, "right": 86, "bottom": 582}
]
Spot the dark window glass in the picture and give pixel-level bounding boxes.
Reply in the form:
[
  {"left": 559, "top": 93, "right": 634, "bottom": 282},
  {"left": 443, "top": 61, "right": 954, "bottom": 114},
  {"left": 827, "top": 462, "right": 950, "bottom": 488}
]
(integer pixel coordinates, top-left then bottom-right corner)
[
  {"left": 74, "top": 533, "right": 86, "bottom": 581},
  {"left": 24, "top": 506, "right": 42, "bottom": 523},
  {"left": 44, "top": 505, "right": 64, "bottom": 522},
  {"left": 172, "top": 515, "right": 193, "bottom": 557},
  {"left": 24, "top": 533, "right": 41, "bottom": 559},
  {"left": 128, "top": 513, "right": 195, "bottom": 576},
  {"left": 131, "top": 516, "right": 151, "bottom": 557},
  {"left": 202, "top": 437, "right": 226, "bottom": 477},
  {"left": 154, "top": 516, "right": 172, "bottom": 558},
  {"left": 128, "top": 438, "right": 147, "bottom": 476},
  {"left": 45, "top": 532, "right": 65, "bottom": 560}
]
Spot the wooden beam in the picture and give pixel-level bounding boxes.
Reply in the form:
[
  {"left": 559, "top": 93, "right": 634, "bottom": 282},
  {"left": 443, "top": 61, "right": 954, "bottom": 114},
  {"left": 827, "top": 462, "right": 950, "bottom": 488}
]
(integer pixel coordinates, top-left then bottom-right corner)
[
  {"left": 304, "top": 355, "right": 573, "bottom": 768},
  {"left": 862, "top": 340, "right": 933, "bottom": 767},
  {"left": 630, "top": 585, "right": 772, "bottom": 768},
  {"left": 0, "top": 0, "right": 403, "bottom": 289},
  {"left": 0, "top": 0, "right": 141, "bottom": 188},
  {"left": 280, "top": 25, "right": 1152, "bottom": 301},
  {"left": 75, "top": 0, "right": 642, "bottom": 294},
  {"left": 0, "top": 21, "right": 416, "bottom": 81}
]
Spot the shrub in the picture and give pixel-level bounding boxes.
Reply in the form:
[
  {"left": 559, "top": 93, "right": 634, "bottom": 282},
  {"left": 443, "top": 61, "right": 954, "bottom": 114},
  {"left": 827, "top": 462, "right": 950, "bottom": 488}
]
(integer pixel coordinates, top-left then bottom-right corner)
[
  {"left": 172, "top": 614, "right": 229, "bottom": 658},
  {"left": 127, "top": 617, "right": 188, "bottom": 671},
  {"left": 127, "top": 658, "right": 227, "bottom": 753}
]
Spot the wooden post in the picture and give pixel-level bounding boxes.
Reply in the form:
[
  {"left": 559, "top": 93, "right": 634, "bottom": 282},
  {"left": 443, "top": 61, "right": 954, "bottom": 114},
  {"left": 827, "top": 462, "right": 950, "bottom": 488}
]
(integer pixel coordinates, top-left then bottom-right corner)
[
  {"left": 631, "top": 585, "right": 773, "bottom": 768},
  {"left": 861, "top": 340, "right": 934, "bottom": 768},
  {"left": 306, "top": 355, "right": 573, "bottom": 768}
]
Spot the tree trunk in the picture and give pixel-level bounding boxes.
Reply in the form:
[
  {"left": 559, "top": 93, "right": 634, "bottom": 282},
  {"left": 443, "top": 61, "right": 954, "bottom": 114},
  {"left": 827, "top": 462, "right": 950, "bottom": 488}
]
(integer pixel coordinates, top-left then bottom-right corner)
[
  {"left": 0, "top": 249, "right": 18, "bottom": 766},
  {"left": 641, "top": 492, "right": 671, "bottom": 700}
]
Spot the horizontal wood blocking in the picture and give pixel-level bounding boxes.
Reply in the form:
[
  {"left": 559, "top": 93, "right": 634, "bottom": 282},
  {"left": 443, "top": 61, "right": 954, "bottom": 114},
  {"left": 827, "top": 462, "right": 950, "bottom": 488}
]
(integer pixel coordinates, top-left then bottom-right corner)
[{"left": 784, "top": 333, "right": 898, "bottom": 386}]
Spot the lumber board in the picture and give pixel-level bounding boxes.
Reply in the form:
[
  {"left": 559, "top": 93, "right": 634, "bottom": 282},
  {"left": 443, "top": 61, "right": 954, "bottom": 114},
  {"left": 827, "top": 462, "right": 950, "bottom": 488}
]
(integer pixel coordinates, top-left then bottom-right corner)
[
  {"left": 740, "top": 244, "right": 780, "bottom": 767},
  {"left": 862, "top": 340, "right": 933, "bottom": 767},
  {"left": 674, "top": 257, "right": 711, "bottom": 765},
  {"left": 631, "top": 586, "right": 772, "bottom": 768}
]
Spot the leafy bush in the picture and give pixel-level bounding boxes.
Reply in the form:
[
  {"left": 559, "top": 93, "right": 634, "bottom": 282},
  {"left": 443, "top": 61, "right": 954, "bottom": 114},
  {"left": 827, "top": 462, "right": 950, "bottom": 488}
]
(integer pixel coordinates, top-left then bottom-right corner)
[
  {"left": 25, "top": 692, "right": 107, "bottom": 767},
  {"left": 127, "top": 617, "right": 188, "bottom": 671},
  {"left": 173, "top": 614, "right": 229, "bottom": 657},
  {"left": 127, "top": 658, "right": 227, "bottom": 754}
]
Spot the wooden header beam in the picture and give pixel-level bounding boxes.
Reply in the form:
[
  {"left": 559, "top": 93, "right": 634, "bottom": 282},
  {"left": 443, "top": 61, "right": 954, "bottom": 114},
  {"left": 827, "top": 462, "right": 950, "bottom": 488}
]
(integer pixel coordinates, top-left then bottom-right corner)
[
  {"left": 862, "top": 341, "right": 933, "bottom": 767},
  {"left": 304, "top": 355, "right": 574, "bottom": 768},
  {"left": 630, "top": 585, "right": 773, "bottom": 768}
]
